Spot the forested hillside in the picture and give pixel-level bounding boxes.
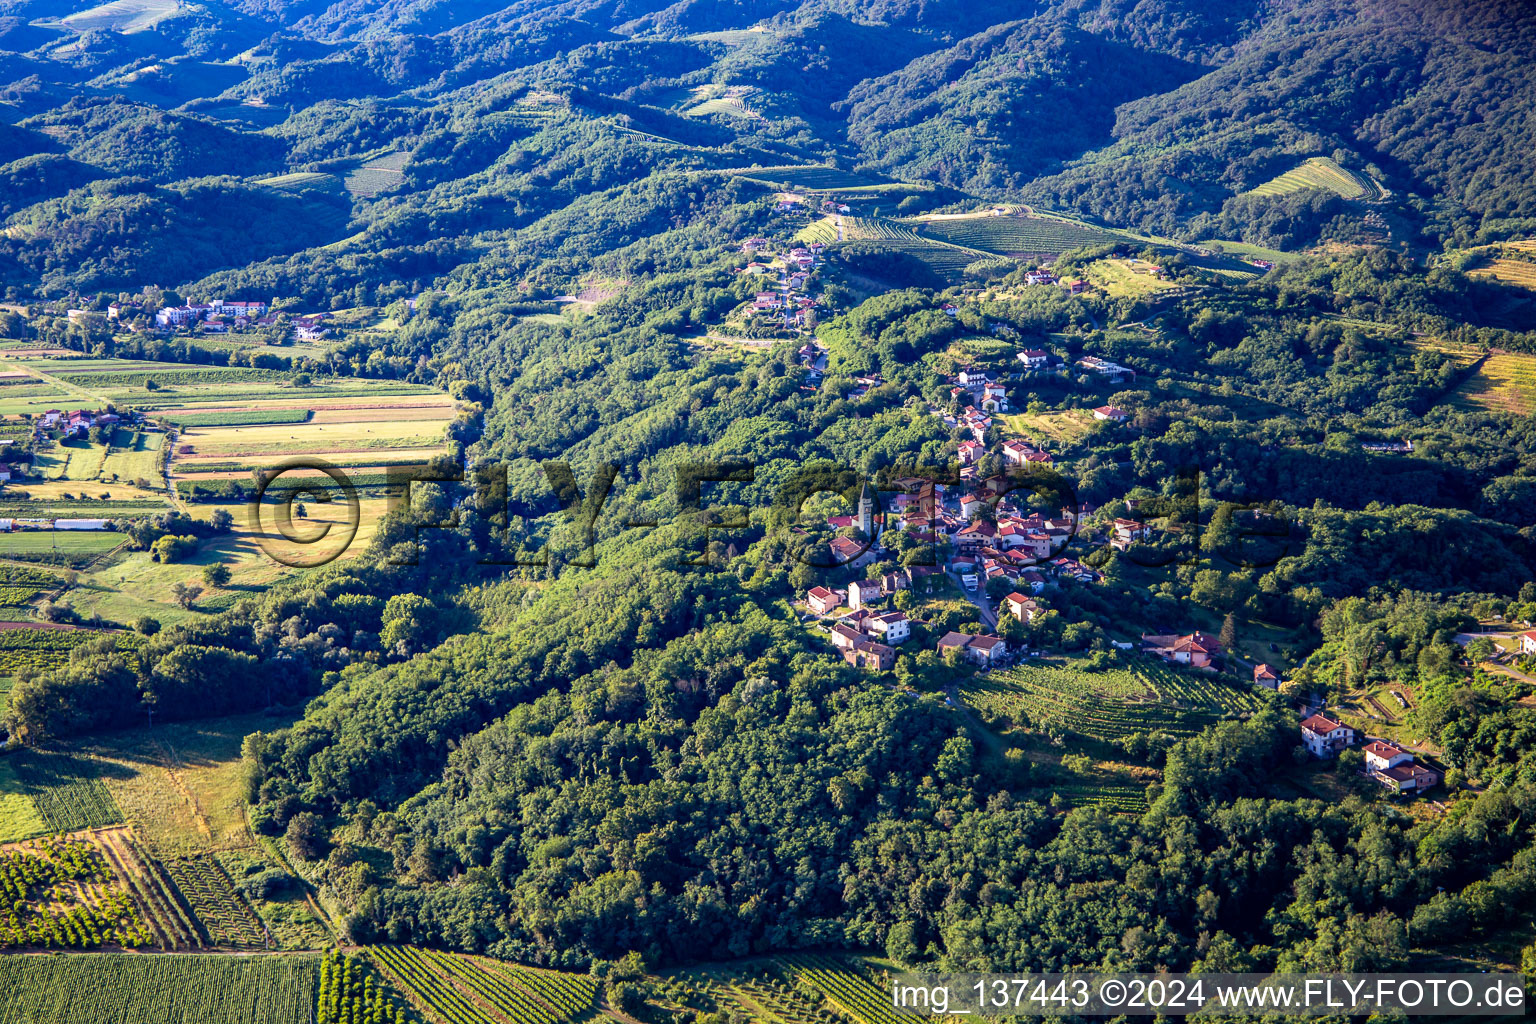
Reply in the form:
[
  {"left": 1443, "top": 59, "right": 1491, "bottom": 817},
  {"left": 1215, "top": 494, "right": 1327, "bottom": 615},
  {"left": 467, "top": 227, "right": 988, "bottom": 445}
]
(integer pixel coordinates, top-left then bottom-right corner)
[{"left": 1, "top": 0, "right": 1535, "bottom": 1010}]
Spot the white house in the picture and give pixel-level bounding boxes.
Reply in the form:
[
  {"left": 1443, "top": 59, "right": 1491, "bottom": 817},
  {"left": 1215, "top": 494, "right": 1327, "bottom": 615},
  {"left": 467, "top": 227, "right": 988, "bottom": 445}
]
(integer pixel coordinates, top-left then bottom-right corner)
[
  {"left": 1520, "top": 631, "right": 1536, "bottom": 655},
  {"left": 1300, "top": 714, "right": 1355, "bottom": 758},
  {"left": 866, "top": 612, "right": 910, "bottom": 645},
  {"left": 1016, "top": 348, "right": 1049, "bottom": 369},
  {"left": 1363, "top": 740, "right": 1440, "bottom": 793}
]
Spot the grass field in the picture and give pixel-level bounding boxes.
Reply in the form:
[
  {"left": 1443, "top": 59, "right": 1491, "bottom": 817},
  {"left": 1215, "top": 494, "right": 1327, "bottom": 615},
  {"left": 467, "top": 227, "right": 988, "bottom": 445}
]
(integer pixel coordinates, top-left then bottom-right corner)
[
  {"left": 1244, "top": 156, "right": 1379, "bottom": 200},
  {"left": 1084, "top": 257, "right": 1179, "bottom": 298},
  {"left": 0, "top": 953, "right": 319, "bottom": 1024},
  {"left": 999, "top": 408, "right": 1098, "bottom": 445},
  {"left": 1443, "top": 351, "right": 1536, "bottom": 415},
  {"left": 1468, "top": 250, "right": 1536, "bottom": 292},
  {"left": 0, "top": 759, "right": 46, "bottom": 842},
  {"left": 0, "top": 531, "right": 123, "bottom": 568}
]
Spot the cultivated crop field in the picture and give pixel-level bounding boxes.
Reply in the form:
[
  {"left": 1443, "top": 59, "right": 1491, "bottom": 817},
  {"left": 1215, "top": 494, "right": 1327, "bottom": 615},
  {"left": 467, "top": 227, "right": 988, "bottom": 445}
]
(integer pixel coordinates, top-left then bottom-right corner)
[
  {"left": 0, "top": 952, "right": 320, "bottom": 1024},
  {"left": 164, "top": 854, "right": 268, "bottom": 949},
  {"left": 344, "top": 151, "right": 409, "bottom": 197},
  {"left": 163, "top": 408, "right": 311, "bottom": 427},
  {"left": 11, "top": 750, "right": 127, "bottom": 833},
  {"left": 912, "top": 213, "right": 1124, "bottom": 255},
  {"left": 0, "top": 564, "right": 61, "bottom": 608},
  {"left": 368, "top": 945, "right": 601, "bottom": 1024},
  {"left": 0, "top": 624, "right": 139, "bottom": 676},
  {"left": 0, "top": 836, "right": 149, "bottom": 951},
  {"left": 1245, "top": 156, "right": 1379, "bottom": 200},
  {"left": 964, "top": 658, "right": 1267, "bottom": 744},
  {"left": 1444, "top": 351, "right": 1536, "bottom": 416}
]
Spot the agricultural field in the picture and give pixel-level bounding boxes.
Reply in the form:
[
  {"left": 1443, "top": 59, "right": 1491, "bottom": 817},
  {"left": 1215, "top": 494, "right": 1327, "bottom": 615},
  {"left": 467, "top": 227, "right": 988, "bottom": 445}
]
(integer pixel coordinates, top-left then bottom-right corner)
[
  {"left": 0, "top": 835, "right": 149, "bottom": 950},
  {"left": 814, "top": 219, "right": 998, "bottom": 282},
  {"left": 0, "top": 564, "right": 62, "bottom": 611},
  {"left": 1443, "top": 351, "right": 1536, "bottom": 416},
  {"left": 319, "top": 951, "right": 412, "bottom": 1024},
  {"left": 999, "top": 408, "right": 1099, "bottom": 445},
  {"left": 910, "top": 212, "right": 1125, "bottom": 255},
  {"left": 10, "top": 749, "right": 127, "bottom": 833},
  {"left": 0, "top": 759, "right": 46, "bottom": 842},
  {"left": 164, "top": 854, "right": 268, "bottom": 949},
  {"left": 963, "top": 657, "right": 1269, "bottom": 745},
  {"left": 368, "top": 945, "right": 601, "bottom": 1024},
  {"left": 163, "top": 408, "right": 311, "bottom": 427},
  {"left": 1244, "top": 156, "right": 1380, "bottom": 200},
  {"left": 657, "top": 953, "right": 968, "bottom": 1024},
  {"left": 51, "top": 0, "right": 185, "bottom": 33},
  {"left": 1083, "top": 257, "right": 1179, "bottom": 299},
  {"left": 0, "top": 952, "right": 320, "bottom": 1024},
  {"left": 681, "top": 84, "right": 758, "bottom": 119},
  {"left": 83, "top": 714, "right": 332, "bottom": 950},
  {"left": 0, "top": 623, "right": 139, "bottom": 676},
  {"left": 345, "top": 151, "right": 409, "bottom": 197}
]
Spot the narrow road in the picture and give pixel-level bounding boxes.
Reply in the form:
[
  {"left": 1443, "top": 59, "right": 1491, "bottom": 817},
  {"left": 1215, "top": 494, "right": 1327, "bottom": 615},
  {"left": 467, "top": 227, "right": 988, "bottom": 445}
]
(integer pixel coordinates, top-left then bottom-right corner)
[{"left": 950, "top": 570, "right": 997, "bottom": 628}]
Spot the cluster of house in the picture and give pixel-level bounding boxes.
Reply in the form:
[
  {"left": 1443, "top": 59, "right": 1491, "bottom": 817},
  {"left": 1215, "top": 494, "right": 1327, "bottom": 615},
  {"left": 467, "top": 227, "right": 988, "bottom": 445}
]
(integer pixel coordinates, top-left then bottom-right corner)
[
  {"left": 741, "top": 238, "right": 825, "bottom": 329},
  {"left": 806, "top": 569, "right": 927, "bottom": 671},
  {"left": 1361, "top": 439, "right": 1414, "bottom": 454},
  {"left": 37, "top": 408, "right": 122, "bottom": 439},
  {"left": 1300, "top": 714, "right": 1441, "bottom": 795},
  {"left": 146, "top": 300, "right": 333, "bottom": 340},
  {"left": 948, "top": 365, "right": 1009, "bottom": 414},
  {"left": 890, "top": 472, "right": 1100, "bottom": 591}
]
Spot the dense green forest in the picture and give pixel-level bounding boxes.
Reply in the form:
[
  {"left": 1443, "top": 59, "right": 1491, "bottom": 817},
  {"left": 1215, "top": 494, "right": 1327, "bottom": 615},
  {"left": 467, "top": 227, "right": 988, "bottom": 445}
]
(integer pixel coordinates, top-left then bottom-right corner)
[{"left": 1, "top": 0, "right": 1536, "bottom": 999}]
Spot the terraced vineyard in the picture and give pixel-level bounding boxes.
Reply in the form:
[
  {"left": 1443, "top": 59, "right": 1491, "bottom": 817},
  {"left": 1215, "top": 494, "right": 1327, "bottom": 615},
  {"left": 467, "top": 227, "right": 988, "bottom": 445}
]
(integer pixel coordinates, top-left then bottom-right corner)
[
  {"left": 912, "top": 214, "right": 1123, "bottom": 255},
  {"left": 964, "top": 659, "right": 1268, "bottom": 744},
  {"left": 1244, "top": 156, "right": 1379, "bottom": 200},
  {"left": 163, "top": 855, "right": 267, "bottom": 949},
  {"left": 1444, "top": 351, "right": 1536, "bottom": 416}
]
